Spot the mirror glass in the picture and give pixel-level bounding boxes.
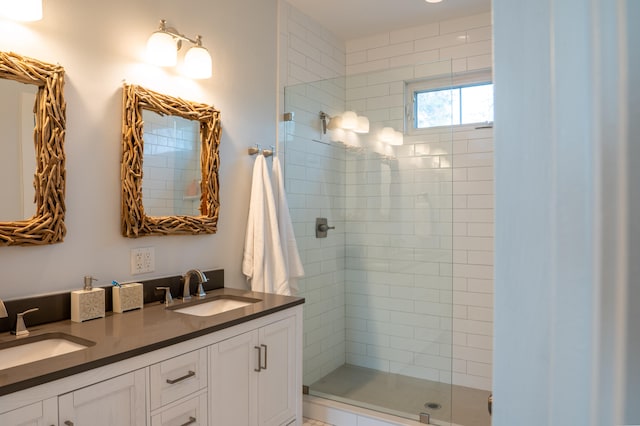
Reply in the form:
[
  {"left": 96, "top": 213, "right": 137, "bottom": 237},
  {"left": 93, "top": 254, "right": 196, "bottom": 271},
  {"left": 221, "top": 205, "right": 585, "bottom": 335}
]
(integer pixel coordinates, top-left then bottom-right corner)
[
  {"left": 0, "top": 79, "right": 37, "bottom": 221},
  {"left": 121, "top": 84, "right": 221, "bottom": 238},
  {"left": 142, "top": 110, "right": 201, "bottom": 217}
]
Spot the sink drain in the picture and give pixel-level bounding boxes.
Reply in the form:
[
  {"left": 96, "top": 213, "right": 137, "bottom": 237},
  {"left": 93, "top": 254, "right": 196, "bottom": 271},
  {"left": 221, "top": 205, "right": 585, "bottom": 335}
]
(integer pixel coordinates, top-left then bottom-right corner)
[{"left": 424, "top": 402, "right": 441, "bottom": 410}]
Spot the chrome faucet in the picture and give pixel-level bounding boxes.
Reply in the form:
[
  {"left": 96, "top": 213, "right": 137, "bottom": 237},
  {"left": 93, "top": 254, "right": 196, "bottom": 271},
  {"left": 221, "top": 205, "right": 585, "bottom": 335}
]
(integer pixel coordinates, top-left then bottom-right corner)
[
  {"left": 0, "top": 298, "right": 7, "bottom": 318},
  {"left": 13, "top": 308, "right": 38, "bottom": 336},
  {"left": 182, "top": 269, "right": 208, "bottom": 301}
]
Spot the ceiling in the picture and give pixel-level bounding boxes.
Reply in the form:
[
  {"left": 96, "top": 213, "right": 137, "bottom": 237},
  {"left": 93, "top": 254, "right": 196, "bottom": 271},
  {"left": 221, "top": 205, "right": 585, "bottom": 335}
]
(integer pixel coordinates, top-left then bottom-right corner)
[{"left": 285, "top": 0, "right": 491, "bottom": 41}]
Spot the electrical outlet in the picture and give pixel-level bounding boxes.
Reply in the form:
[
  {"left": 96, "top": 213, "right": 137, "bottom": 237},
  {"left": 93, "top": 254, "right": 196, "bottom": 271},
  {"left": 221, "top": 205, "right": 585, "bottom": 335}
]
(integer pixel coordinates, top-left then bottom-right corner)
[{"left": 131, "top": 247, "right": 155, "bottom": 274}]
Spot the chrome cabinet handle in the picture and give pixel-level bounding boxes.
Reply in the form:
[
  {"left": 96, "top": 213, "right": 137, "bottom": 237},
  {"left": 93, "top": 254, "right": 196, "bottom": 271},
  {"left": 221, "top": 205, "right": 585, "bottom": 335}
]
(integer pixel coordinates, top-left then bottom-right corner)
[
  {"left": 180, "top": 416, "right": 196, "bottom": 426},
  {"left": 254, "top": 346, "right": 262, "bottom": 372},
  {"left": 261, "top": 344, "right": 268, "bottom": 370},
  {"left": 166, "top": 370, "right": 195, "bottom": 384}
]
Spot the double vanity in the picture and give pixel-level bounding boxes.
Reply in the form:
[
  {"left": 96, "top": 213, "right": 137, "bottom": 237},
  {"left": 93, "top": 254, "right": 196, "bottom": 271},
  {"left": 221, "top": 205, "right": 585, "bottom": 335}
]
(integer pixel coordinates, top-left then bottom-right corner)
[{"left": 0, "top": 286, "right": 304, "bottom": 426}]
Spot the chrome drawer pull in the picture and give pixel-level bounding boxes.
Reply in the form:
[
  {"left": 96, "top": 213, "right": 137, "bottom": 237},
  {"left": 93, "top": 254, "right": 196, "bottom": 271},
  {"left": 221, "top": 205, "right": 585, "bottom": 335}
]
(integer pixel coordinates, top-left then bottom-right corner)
[
  {"left": 166, "top": 370, "right": 195, "bottom": 384},
  {"left": 180, "top": 416, "right": 196, "bottom": 426},
  {"left": 254, "top": 346, "right": 262, "bottom": 372}
]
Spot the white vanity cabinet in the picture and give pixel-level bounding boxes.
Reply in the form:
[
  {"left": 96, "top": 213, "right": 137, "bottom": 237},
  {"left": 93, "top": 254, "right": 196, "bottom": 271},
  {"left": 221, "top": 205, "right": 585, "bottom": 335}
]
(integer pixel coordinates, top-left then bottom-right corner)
[
  {"left": 149, "top": 348, "right": 208, "bottom": 426},
  {"left": 0, "top": 304, "right": 302, "bottom": 426},
  {"left": 58, "top": 369, "right": 146, "bottom": 426},
  {"left": 209, "top": 316, "right": 296, "bottom": 426},
  {"left": 0, "top": 397, "right": 57, "bottom": 426}
]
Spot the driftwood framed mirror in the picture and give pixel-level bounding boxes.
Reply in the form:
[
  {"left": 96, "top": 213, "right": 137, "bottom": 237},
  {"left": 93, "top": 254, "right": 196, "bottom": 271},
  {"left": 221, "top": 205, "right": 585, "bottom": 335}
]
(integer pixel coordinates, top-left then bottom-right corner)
[
  {"left": 0, "top": 52, "right": 66, "bottom": 246},
  {"left": 121, "top": 84, "right": 221, "bottom": 237}
]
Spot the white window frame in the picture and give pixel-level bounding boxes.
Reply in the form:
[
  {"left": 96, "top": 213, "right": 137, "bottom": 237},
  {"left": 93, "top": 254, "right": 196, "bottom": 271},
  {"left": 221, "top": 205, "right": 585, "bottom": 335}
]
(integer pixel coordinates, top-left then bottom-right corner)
[{"left": 405, "top": 69, "right": 493, "bottom": 135}]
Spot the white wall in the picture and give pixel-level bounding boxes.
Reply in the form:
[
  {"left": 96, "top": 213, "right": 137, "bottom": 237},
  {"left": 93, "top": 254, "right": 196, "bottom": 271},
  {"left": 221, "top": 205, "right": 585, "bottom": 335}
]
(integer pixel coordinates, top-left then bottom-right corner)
[
  {"left": 343, "top": 13, "right": 494, "bottom": 391},
  {"left": 493, "top": 0, "right": 632, "bottom": 424},
  {"left": 0, "top": 0, "right": 277, "bottom": 298},
  {"left": 626, "top": 1, "right": 640, "bottom": 422}
]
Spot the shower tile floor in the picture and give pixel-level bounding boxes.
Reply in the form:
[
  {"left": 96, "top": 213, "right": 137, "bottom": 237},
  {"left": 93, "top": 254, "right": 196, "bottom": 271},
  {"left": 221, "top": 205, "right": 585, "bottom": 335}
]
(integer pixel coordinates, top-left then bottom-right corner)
[{"left": 309, "top": 364, "right": 491, "bottom": 426}]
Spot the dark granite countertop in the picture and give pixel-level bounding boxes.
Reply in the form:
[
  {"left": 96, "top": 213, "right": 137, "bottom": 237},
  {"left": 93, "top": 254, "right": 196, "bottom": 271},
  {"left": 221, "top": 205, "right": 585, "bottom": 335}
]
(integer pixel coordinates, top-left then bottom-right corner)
[{"left": 0, "top": 288, "right": 304, "bottom": 397}]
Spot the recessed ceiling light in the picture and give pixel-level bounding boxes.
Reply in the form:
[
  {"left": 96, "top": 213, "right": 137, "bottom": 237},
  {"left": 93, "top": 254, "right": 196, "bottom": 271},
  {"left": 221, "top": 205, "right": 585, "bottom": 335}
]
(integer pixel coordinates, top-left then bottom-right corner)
[{"left": 425, "top": 0, "right": 443, "bottom": 3}]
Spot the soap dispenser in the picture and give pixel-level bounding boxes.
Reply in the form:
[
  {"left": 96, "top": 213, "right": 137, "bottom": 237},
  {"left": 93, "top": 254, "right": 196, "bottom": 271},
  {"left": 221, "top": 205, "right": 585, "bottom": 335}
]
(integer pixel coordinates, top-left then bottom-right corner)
[{"left": 71, "top": 275, "right": 105, "bottom": 323}]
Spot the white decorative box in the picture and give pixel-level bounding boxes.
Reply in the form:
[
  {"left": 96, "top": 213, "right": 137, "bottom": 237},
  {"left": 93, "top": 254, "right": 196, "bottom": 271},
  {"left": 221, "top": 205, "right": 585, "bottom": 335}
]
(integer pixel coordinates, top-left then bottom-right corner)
[
  {"left": 113, "top": 283, "right": 144, "bottom": 313},
  {"left": 71, "top": 288, "right": 105, "bottom": 323}
]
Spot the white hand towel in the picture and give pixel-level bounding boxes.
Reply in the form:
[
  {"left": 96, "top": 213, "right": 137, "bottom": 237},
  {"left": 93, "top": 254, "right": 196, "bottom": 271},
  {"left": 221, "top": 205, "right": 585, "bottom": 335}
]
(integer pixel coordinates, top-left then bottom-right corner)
[
  {"left": 272, "top": 157, "right": 305, "bottom": 295},
  {"left": 242, "top": 155, "right": 288, "bottom": 294}
]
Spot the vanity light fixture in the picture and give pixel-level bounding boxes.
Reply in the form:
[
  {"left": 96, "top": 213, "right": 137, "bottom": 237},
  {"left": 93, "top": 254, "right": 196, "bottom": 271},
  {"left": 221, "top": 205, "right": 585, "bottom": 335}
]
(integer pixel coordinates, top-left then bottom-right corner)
[
  {"left": 146, "top": 19, "right": 212, "bottom": 79},
  {"left": 0, "top": 0, "right": 43, "bottom": 21}
]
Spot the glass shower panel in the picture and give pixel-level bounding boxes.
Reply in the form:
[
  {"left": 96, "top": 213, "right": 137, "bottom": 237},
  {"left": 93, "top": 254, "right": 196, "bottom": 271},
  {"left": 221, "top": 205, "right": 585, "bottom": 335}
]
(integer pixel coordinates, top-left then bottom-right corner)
[{"left": 284, "top": 60, "right": 453, "bottom": 424}]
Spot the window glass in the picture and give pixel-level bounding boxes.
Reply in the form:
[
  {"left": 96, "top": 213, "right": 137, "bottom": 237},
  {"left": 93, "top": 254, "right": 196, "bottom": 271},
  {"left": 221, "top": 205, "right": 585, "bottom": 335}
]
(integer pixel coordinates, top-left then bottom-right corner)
[
  {"left": 461, "top": 84, "right": 494, "bottom": 124},
  {"left": 412, "top": 81, "right": 493, "bottom": 130}
]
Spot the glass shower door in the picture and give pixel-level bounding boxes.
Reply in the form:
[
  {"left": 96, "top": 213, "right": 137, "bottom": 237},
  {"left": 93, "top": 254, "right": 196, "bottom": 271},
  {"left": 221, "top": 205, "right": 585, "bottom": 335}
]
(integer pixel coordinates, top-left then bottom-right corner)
[{"left": 283, "top": 60, "right": 454, "bottom": 424}]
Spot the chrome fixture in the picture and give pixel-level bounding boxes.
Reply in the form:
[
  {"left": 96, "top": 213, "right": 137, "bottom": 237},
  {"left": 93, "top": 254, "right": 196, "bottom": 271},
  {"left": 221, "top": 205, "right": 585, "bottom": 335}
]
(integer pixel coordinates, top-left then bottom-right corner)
[
  {"left": 316, "top": 217, "right": 335, "bottom": 238},
  {"left": 248, "top": 144, "right": 274, "bottom": 157},
  {"left": 156, "top": 287, "right": 173, "bottom": 306},
  {"left": 182, "top": 269, "right": 208, "bottom": 301},
  {"left": 0, "top": 298, "right": 7, "bottom": 318},
  {"left": 146, "top": 19, "right": 212, "bottom": 79},
  {"left": 13, "top": 307, "right": 38, "bottom": 336}
]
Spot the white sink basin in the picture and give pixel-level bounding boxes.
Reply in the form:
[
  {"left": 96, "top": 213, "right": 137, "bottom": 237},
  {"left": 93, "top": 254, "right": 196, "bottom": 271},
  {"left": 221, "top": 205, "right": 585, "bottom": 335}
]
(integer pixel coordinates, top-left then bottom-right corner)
[
  {"left": 0, "top": 333, "right": 94, "bottom": 370},
  {"left": 171, "top": 296, "right": 260, "bottom": 317}
]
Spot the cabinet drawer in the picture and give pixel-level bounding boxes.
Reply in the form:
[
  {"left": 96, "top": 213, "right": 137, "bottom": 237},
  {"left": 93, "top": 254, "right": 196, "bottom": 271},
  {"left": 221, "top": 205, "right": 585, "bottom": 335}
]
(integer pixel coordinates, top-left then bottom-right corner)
[
  {"left": 151, "top": 392, "right": 208, "bottom": 426},
  {"left": 150, "top": 348, "right": 207, "bottom": 410}
]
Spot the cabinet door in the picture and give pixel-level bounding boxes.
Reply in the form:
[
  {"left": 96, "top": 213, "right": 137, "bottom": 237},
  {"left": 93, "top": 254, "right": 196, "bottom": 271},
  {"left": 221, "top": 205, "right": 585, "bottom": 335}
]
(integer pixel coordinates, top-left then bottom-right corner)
[
  {"left": 210, "top": 330, "right": 258, "bottom": 426},
  {"left": 58, "top": 369, "right": 145, "bottom": 426},
  {"left": 258, "top": 316, "right": 296, "bottom": 426},
  {"left": 0, "top": 397, "right": 57, "bottom": 426}
]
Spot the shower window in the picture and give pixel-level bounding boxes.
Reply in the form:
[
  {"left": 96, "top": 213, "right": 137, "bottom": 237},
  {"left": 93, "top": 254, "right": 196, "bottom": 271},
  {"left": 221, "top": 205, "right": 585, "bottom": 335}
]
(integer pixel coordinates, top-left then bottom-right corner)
[{"left": 407, "top": 71, "right": 494, "bottom": 131}]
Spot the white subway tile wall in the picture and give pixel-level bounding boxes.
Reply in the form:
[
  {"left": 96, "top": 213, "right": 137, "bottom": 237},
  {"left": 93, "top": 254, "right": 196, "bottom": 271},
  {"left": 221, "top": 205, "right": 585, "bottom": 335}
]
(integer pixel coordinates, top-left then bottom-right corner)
[
  {"left": 343, "top": 13, "right": 493, "bottom": 391},
  {"left": 279, "top": 1, "right": 348, "bottom": 386},
  {"left": 279, "top": 1, "right": 493, "bottom": 392},
  {"left": 141, "top": 112, "right": 201, "bottom": 217}
]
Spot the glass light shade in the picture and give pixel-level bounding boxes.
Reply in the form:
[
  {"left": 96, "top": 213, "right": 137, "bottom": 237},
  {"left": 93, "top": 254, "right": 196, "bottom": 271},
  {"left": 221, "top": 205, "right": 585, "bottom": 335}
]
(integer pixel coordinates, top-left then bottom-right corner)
[
  {"left": 425, "top": 0, "right": 443, "bottom": 3},
  {"left": 391, "top": 130, "right": 404, "bottom": 146},
  {"left": 354, "top": 116, "right": 370, "bottom": 134},
  {"left": 341, "top": 111, "right": 358, "bottom": 130},
  {"left": 327, "top": 115, "right": 342, "bottom": 130},
  {"left": 146, "top": 31, "right": 177, "bottom": 67},
  {"left": 0, "top": 0, "right": 42, "bottom": 21},
  {"left": 379, "top": 127, "right": 396, "bottom": 143},
  {"left": 183, "top": 45, "right": 212, "bottom": 79}
]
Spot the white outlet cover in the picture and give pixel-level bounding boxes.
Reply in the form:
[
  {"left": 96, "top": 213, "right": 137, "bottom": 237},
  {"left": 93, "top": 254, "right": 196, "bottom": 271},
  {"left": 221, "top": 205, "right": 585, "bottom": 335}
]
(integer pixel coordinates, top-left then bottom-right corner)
[{"left": 131, "top": 247, "right": 155, "bottom": 274}]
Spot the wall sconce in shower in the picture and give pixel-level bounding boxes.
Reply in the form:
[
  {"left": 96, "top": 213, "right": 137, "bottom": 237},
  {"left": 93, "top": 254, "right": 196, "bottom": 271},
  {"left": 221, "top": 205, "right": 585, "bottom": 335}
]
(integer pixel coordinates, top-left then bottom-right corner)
[
  {"left": 0, "top": 0, "right": 42, "bottom": 21},
  {"left": 379, "top": 126, "right": 404, "bottom": 146},
  {"left": 146, "top": 19, "right": 212, "bottom": 79},
  {"left": 320, "top": 111, "right": 369, "bottom": 134}
]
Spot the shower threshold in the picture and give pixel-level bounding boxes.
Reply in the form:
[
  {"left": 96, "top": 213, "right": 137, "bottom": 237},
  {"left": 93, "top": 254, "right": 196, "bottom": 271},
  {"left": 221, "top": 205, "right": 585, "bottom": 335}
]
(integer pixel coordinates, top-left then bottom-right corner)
[{"left": 308, "top": 364, "right": 491, "bottom": 426}]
